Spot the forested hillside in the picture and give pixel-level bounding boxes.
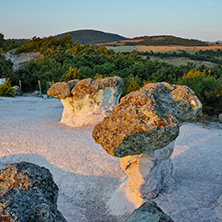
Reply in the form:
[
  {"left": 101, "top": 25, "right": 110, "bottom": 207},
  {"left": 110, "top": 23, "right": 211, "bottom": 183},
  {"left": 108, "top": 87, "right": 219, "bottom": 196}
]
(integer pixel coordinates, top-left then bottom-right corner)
[
  {"left": 0, "top": 33, "right": 221, "bottom": 115},
  {"left": 54, "top": 30, "right": 127, "bottom": 44},
  {"left": 125, "top": 35, "right": 208, "bottom": 46}
]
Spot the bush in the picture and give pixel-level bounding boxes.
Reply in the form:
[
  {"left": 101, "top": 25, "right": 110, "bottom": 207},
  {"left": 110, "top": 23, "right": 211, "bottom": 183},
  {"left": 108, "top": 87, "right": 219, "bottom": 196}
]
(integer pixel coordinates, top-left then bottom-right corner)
[
  {"left": 0, "top": 79, "right": 15, "bottom": 97},
  {"left": 178, "top": 69, "right": 222, "bottom": 115},
  {"left": 60, "top": 67, "right": 81, "bottom": 82}
]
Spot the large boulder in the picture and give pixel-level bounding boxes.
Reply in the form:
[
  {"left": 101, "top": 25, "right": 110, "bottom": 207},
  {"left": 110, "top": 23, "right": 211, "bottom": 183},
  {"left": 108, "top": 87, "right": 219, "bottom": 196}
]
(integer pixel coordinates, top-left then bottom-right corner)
[
  {"left": 93, "top": 82, "right": 202, "bottom": 157},
  {"left": 47, "top": 76, "right": 123, "bottom": 127},
  {"left": 127, "top": 201, "right": 174, "bottom": 222},
  {"left": 0, "top": 162, "right": 67, "bottom": 222},
  {"left": 92, "top": 82, "right": 202, "bottom": 199}
]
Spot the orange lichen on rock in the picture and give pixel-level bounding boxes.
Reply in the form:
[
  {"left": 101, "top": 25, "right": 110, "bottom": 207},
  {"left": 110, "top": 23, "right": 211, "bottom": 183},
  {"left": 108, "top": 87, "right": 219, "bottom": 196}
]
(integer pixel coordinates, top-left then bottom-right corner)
[
  {"left": 92, "top": 82, "right": 202, "bottom": 157},
  {"left": 47, "top": 76, "right": 124, "bottom": 127}
]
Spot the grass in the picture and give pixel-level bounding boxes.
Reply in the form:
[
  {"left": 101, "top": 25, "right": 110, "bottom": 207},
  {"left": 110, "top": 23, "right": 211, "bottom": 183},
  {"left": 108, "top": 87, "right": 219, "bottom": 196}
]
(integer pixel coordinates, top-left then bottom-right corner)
[
  {"left": 150, "top": 57, "right": 218, "bottom": 68},
  {"left": 107, "top": 45, "right": 222, "bottom": 67},
  {"left": 107, "top": 45, "right": 222, "bottom": 53}
]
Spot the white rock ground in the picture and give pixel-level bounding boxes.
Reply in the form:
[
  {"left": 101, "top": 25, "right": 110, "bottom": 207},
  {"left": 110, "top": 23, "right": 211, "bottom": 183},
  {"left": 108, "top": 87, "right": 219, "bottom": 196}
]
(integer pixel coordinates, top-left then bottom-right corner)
[{"left": 0, "top": 96, "right": 221, "bottom": 222}]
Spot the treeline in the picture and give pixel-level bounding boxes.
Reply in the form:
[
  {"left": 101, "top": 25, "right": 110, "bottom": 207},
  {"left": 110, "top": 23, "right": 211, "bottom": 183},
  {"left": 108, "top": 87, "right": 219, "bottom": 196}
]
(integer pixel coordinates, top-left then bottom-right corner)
[
  {"left": 140, "top": 49, "right": 222, "bottom": 68},
  {"left": 0, "top": 33, "right": 21, "bottom": 52},
  {"left": 15, "top": 35, "right": 73, "bottom": 54},
  {"left": 0, "top": 34, "right": 221, "bottom": 115},
  {"left": 131, "top": 35, "right": 208, "bottom": 46}
]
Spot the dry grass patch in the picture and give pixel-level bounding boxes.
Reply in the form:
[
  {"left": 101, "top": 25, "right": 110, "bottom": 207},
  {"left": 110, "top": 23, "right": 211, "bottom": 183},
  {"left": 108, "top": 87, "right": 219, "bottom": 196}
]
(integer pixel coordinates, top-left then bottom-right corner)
[{"left": 107, "top": 44, "right": 222, "bottom": 53}]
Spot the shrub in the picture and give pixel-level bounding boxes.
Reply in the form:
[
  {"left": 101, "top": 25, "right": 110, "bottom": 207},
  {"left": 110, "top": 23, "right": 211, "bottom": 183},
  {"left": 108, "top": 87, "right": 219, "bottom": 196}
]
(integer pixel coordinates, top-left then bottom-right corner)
[
  {"left": 178, "top": 69, "right": 222, "bottom": 115},
  {"left": 0, "top": 79, "right": 15, "bottom": 97},
  {"left": 60, "top": 67, "right": 81, "bottom": 82}
]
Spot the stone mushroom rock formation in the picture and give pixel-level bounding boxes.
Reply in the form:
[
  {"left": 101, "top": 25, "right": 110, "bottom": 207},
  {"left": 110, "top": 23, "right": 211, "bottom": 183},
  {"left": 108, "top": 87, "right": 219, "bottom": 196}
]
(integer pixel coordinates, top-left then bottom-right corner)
[
  {"left": 127, "top": 201, "right": 174, "bottom": 222},
  {"left": 0, "top": 162, "right": 67, "bottom": 222},
  {"left": 92, "top": 82, "right": 202, "bottom": 199},
  {"left": 47, "top": 76, "right": 123, "bottom": 127}
]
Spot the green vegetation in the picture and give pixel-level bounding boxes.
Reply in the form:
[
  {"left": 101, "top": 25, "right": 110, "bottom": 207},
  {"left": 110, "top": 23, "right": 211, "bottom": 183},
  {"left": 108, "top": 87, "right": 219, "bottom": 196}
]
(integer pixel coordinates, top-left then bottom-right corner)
[
  {"left": 0, "top": 54, "right": 13, "bottom": 78},
  {"left": 178, "top": 69, "right": 222, "bottom": 115},
  {"left": 1, "top": 33, "right": 221, "bottom": 115},
  {"left": 15, "top": 35, "right": 73, "bottom": 54},
  {"left": 0, "top": 33, "right": 21, "bottom": 52},
  {"left": 132, "top": 35, "right": 208, "bottom": 46},
  {"left": 0, "top": 79, "right": 15, "bottom": 97},
  {"left": 141, "top": 49, "right": 222, "bottom": 67}
]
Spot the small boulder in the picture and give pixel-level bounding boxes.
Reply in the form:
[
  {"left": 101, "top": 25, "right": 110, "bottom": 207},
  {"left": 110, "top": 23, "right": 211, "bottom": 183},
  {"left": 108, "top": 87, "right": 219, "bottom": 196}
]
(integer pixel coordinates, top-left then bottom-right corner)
[
  {"left": 127, "top": 201, "right": 174, "bottom": 222},
  {"left": 12, "top": 86, "right": 22, "bottom": 96}
]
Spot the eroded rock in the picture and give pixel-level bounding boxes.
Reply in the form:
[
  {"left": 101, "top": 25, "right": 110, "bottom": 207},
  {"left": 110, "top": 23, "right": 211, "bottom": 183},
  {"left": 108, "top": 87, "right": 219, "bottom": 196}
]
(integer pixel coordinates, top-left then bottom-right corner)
[
  {"left": 0, "top": 162, "right": 67, "bottom": 222},
  {"left": 120, "top": 142, "right": 174, "bottom": 199},
  {"left": 92, "top": 82, "right": 202, "bottom": 200},
  {"left": 127, "top": 201, "right": 174, "bottom": 222},
  {"left": 47, "top": 76, "right": 123, "bottom": 127},
  {"left": 92, "top": 82, "right": 202, "bottom": 157}
]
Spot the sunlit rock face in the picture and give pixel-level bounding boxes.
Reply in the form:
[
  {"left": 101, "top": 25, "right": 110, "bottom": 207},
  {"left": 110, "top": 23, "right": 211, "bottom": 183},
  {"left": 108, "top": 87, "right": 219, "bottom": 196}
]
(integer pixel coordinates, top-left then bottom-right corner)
[
  {"left": 119, "top": 142, "right": 175, "bottom": 199},
  {"left": 92, "top": 82, "right": 202, "bottom": 157},
  {"left": 92, "top": 82, "right": 202, "bottom": 199},
  {"left": 47, "top": 76, "right": 123, "bottom": 127}
]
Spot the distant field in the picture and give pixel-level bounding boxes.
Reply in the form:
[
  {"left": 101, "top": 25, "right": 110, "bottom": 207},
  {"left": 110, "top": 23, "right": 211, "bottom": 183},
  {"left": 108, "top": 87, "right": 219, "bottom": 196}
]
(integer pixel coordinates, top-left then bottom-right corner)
[
  {"left": 149, "top": 57, "right": 218, "bottom": 68},
  {"left": 107, "top": 45, "right": 222, "bottom": 53}
]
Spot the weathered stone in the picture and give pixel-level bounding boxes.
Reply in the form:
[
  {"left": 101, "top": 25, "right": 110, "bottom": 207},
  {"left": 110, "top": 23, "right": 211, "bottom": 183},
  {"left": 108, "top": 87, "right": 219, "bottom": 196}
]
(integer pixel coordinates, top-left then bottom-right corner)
[
  {"left": 0, "top": 162, "right": 67, "bottom": 222},
  {"left": 47, "top": 82, "right": 71, "bottom": 99},
  {"left": 12, "top": 86, "right": 22, "bottom": 96},
  {"left": 219, "top": 114, "right": 222, "bottom": 123},
  {"left": 30, "top": 90, "right": 43, "bottom": 97},
  {"left": 127, "top": 201, "right": 174, "bottom": 222},
  {"left": 120, "top": 142, "right": 174, "bottom": 199},
  {"left": 47, "top": 76, "right": 123, "bottom": 127},
  {"left": 92, "top": 82, "right": 202, "bottom": 157},
  {"left": 92, "top": 82, "right": 202, "bottom": 200}
]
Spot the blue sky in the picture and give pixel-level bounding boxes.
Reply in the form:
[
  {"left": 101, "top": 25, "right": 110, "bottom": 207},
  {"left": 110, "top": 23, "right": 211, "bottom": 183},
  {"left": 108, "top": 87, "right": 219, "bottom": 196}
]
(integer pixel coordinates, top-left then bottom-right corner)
[{"left": 0, "top": 0, "right": 221, "bottom": 41}]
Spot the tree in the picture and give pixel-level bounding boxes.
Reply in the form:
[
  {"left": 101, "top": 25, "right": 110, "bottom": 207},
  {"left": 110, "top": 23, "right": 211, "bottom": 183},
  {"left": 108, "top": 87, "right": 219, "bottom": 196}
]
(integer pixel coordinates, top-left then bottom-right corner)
[
  {"left": 0, "top": 33, "right": 5, "bottom": 49},
  {"left": 0, "top": 55, "right": 13, "bottom": 78},
  {"left": 179, "top": 69, "right": 222, "bottom": 115},
  {"left": 60, "top": 67, "right": 81, "bottom": 82}
]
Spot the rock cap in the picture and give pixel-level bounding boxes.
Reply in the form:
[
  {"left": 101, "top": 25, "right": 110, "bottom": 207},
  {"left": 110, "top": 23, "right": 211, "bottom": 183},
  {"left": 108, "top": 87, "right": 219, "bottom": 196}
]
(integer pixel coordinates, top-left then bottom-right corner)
[{"left": 92, "top": 82, "right": 202, "bottom": 157}]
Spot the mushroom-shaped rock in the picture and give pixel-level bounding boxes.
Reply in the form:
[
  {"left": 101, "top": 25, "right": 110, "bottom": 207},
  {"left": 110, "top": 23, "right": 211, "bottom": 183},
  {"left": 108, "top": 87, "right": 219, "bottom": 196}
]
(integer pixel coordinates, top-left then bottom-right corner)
[
  {"left": 47, "top": 76, "right": 123, "bottom": 127},
  {"left": 92, "top": 82, "right": 202, "bottom": 199}
]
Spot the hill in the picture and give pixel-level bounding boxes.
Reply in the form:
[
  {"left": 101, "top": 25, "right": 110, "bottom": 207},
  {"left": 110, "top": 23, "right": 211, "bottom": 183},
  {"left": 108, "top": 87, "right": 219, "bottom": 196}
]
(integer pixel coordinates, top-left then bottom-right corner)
[
  {"left": 124, "top": 35, "right": 209, "bottom": 46},
  {"left": 54, "top": 29, "right": 127, "bottom": 44},
  {"left": 106, "top": 35, "right": 209, "bottom": 47}
]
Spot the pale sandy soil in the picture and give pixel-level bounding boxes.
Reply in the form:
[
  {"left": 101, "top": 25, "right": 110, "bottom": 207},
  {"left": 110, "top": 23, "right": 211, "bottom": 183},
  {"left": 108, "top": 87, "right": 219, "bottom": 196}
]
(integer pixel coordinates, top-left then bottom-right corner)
[{"left": 0, "top": 96, "right": 222, "bottom": 222}]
